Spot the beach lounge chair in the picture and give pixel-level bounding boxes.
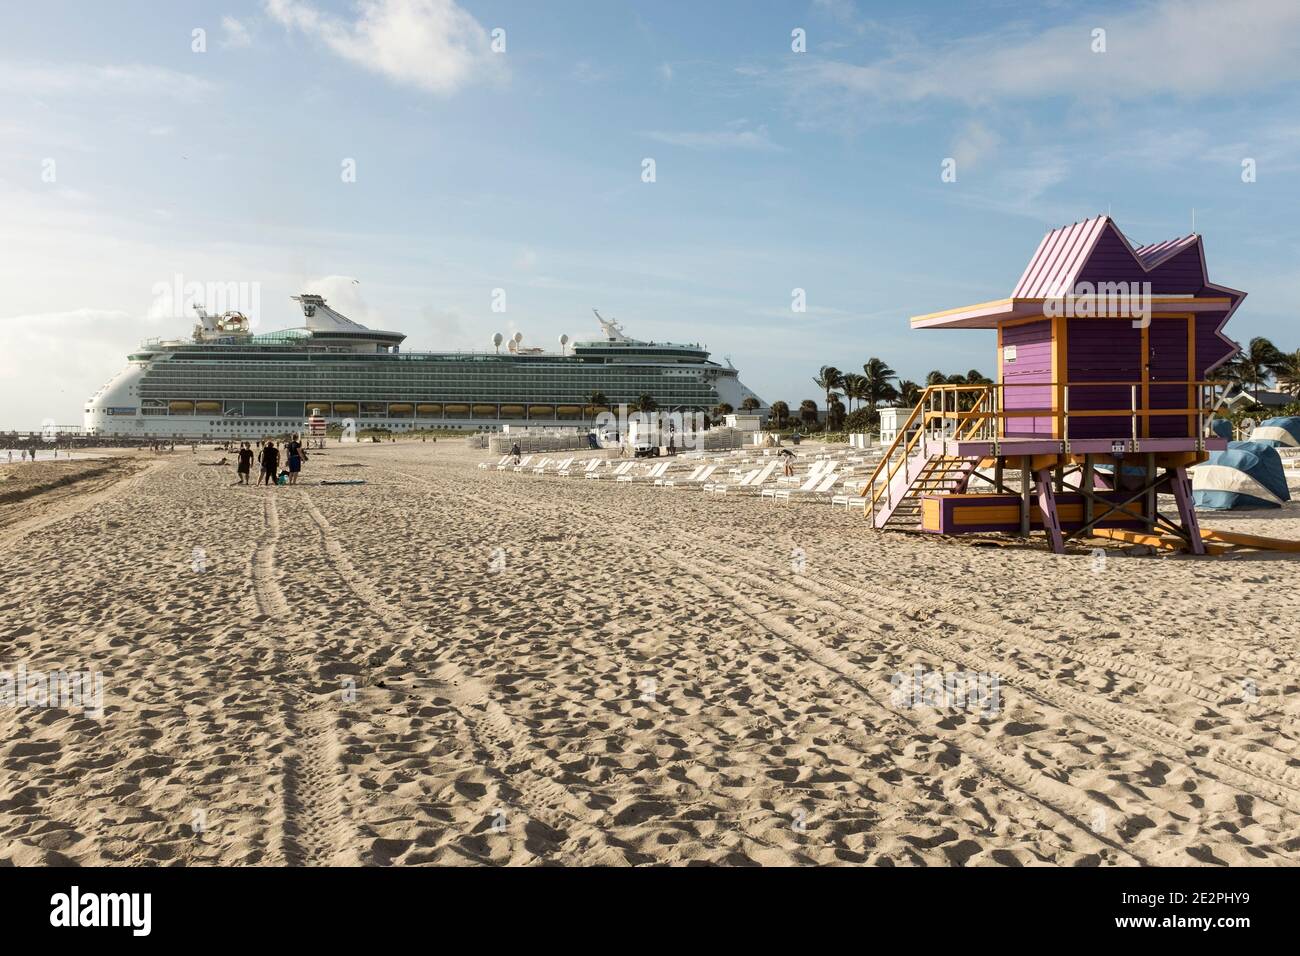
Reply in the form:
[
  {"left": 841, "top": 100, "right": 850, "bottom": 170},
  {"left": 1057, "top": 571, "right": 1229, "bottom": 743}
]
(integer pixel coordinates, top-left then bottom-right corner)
[
  {"left": 510, "top": 455, "right": 535, "bottom": 472},
  {"left": 661, "top": 463, "right": 717, "bottom": 487},
  {"left": 618, "top": 461, "right": 672, "bottom": 482},
  {"left": 763, "top": 460, "right": 830, "bottom": 497},
  {"left": 536, "top": 456, "right": 573, "bottom": 475},
  {"left": 831, "top": 481, "right": 870, "bottom": 510},
  {"left": 480, "top": 454, "right": 510, "bottom": 470},
  {"left": 719, "top": 460, "right": 781, "bottom": 495},
  {"left": 657, "top": 464, "right": 704, "bottom": 486},
  {"left": 772, "top": 468, "right": 840, "bottom": 503},
  {"left": 705, "top": 467, "right": 759, "bottom": 493},
  {"left": 587, "top": 461, "right": 634, "bottom": 479}
]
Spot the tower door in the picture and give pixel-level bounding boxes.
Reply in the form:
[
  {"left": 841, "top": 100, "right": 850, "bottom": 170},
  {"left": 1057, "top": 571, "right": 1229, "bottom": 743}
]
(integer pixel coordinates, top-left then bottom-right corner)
[{"left": 1145, "top": 315, "right": 1193, "bottom": 438}]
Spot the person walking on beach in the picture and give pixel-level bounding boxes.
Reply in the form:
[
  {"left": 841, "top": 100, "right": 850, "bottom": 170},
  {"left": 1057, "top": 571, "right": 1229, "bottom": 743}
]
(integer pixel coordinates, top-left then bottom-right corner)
[
  {"left": 258, "top": 440, "right": 280, "bottom": 487},
  {"left": 236, "top": 442, "right": 253, "bottom": 485},
  {"left": 286, "top": 433, "right": 306, "bottom": 485},
  {"left": 511, "top": 441, "right": 521, "bottom": 465}
]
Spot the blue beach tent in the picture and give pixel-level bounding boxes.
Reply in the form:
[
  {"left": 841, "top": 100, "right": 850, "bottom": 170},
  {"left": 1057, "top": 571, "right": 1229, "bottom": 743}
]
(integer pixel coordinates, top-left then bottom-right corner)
[
  {"left": 1193, "top": 441, "right": 1291, "bottom": 510},
  {"left": 1208, "top": 418, "right": 1234, "bottom": 441},
  {"left": 1248, "top": 417, "right": 1300, "bottom": 448}
]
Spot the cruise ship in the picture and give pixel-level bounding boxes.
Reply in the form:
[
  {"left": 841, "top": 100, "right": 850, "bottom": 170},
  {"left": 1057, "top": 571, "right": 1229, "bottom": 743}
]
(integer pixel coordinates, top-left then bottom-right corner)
[{"left": 84, "top": 295, "right": 766, "bottom": 439}]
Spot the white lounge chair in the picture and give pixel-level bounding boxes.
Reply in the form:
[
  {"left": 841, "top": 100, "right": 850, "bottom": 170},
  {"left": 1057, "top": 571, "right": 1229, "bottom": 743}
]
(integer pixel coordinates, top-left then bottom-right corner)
[
  {"left": 510, "top": 455, "right": 534, "bottom": 472},
  {"left": 618, "top": 460, "right": 672, "bottom": 482},
  {"left": 763, "top": 460, "right": 830, "bottom": 497},
  {"left": 772, "top": 469, "right": 840, "bottom": 503},
  {"left": 831, "top": 481, "right": 870, "bottom": 510},
  {"left": 718, "top": 460, "right": 781, "bottom": 495},
  {"left": 658, "top": 464, "right": 704, "bottom": 486},
  {"left": 661, "top": 463, "right": 717, "bottom": 487},
  {"left": 588, "top": 461, "right": 634, "bottom": 479},
  {"left": 480, "top": 454, "right": 510, "bottom": 470},
  {"left": 536, "top": 456, "right": 573, "bottom": 475},
  {"left": 705, "top": 467, "right": 759, "bottom": 493}
]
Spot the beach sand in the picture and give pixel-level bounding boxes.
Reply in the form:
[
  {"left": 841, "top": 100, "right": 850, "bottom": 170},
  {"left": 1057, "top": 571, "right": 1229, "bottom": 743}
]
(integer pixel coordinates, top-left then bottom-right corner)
[{"left": 2, "top": 440, "right": 1300, "bottom": 866}]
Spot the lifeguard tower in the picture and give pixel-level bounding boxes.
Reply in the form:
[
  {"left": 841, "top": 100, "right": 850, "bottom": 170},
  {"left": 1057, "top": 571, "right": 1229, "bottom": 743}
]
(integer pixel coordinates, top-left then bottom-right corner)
[{"left": 865, "top": 215, "right": 1244, "bottom": 554}]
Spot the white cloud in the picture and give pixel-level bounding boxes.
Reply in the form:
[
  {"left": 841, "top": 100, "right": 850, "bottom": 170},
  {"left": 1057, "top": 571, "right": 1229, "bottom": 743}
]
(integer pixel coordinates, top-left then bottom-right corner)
[
  {"left": 221, "top": 16, "right": 253, "bottom": 49},
  {"left": 784, "top": 0, "right": 1300, "bottom": 108},
  {"left": 572, "top": 61, "right": 608, "bottom": 84},
  {"left": 264, "top": 0, "right": 502, "bottom": 94},
  {"left": 0, "top": 62, "right": 215, "bottom": 99},
  {"left": 950, "top": 120, "right": 1001, "bottom": 171},
  {"left": 645, "top": 121, "right": 784, "bottom": 152}
]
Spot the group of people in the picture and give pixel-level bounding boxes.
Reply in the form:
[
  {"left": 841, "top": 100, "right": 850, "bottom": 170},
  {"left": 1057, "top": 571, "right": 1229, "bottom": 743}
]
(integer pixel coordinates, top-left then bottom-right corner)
[
  {"left": 6, "top": 448, "right": 43, "bottom": 462},
  {"left": 236, "top": 434, "right": 307, "bottom": 487}
]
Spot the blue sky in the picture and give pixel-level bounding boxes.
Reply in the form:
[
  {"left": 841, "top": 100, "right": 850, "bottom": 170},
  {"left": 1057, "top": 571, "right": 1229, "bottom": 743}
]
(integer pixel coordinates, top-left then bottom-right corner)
[{"left": 3, "top": 0, "right": 1300, "bottom": 428}]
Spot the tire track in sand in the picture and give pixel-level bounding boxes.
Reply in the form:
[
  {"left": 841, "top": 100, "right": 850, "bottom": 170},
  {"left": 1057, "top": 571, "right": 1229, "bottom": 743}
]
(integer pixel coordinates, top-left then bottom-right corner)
[
  {"left": 278, "top": 699, "right": 356, "bottom": 865},
  {"left": 511, "top": 475, "right": 1300, "bottom": 821},
  {"left": 392, "top": 469, "right": 1148, "bottom": 864},
  {"left": 298, "top": 491, "right": 633, "bottom": 866},
  {"left": 250, "top": 494, "right": 289, "bottom": 618},
  {"left": 248, "top": 491, "right": 358, "bottom": 866},
  {"left": 428, "top": 469, "right": 1300, "bottom": 858}
]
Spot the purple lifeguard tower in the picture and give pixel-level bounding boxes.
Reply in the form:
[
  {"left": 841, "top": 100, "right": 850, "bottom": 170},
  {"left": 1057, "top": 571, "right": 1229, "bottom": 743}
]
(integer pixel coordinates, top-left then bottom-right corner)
[{"left": 865, "top": 215, "right": 1244, "bottom": 554}]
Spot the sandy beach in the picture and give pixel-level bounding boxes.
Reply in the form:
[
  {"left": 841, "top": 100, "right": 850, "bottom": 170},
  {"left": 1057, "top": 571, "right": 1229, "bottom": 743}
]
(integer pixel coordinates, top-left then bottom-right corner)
[{"left": 2, "top": 440, "right": 1300, "bottom": 866}]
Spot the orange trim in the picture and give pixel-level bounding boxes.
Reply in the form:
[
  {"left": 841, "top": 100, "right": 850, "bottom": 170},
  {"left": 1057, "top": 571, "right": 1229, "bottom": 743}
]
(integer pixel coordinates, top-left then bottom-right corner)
[
  {"left": 1140, "top": 321, "right": 1150, "bottom": 438},
  {"left": 997, "top": 324, "right": 1004, "bottom": 439}
]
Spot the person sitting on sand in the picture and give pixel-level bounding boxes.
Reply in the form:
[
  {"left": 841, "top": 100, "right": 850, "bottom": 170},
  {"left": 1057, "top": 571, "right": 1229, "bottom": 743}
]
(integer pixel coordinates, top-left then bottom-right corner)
[
  {"left": 286, "top": 433, "right": 306, "bottom": 485},
  {"left": 237, "top": 442, "right": 253, "bottom": 485}
]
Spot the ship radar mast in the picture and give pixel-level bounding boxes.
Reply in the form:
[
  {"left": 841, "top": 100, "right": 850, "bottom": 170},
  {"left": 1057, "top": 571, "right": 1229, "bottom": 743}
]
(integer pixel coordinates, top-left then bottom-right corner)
[{"left": 593, "top": 309, "right": 628, "bottom": 343}]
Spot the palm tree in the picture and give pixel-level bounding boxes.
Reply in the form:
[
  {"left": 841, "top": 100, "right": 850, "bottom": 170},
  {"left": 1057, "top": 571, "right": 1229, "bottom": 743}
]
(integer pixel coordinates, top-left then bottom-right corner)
[
  {"left": 769, "top": 400, "right": 790, "bottom": 427},
  {"left": 827, "top": 395, "right": 846, "bottom": 431},
  {"left": 898, "top": 379, "right": 922, "bottom": 407},
  {"left": 634, "top": 393, "right": 657, "bottom": 413},
  {"left": 860, "top": 358, "right": 897, "bottom": 409},
  {"left": 839, "top": 372, "right": 867, "bottom": 412},
  {"left": 798, "top": 399, "right": 819, "bottom": 428},
  {"left": 740, "top": 396, "right": 761, "bottom": 412},
  {"left": 954, "top": 369, "right": 993, "bottom": 411},
  {"left": 585, "top": 389, "right": 608, "bottom": 420},
  {"left": 1277, "top": 349, "right": 1300, "bottom": 398},
  {"left": 812, "top": 366, "right": 843, "bottom": 420},
  {"left": 925, "top": 369, "right": 948, "bottom": 387},
  {"left": 714, "top": 402, "right": 734, "bottom": 422},
  {"left": 1225, "top": 337, "right": 1287, "bottom": 397}
]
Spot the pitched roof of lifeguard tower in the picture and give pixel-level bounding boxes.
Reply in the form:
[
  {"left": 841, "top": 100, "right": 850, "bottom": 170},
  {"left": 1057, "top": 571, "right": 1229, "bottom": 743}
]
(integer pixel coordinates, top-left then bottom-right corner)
[{"left": 910, "top": 215, "right": 1245, "bottom": 370}]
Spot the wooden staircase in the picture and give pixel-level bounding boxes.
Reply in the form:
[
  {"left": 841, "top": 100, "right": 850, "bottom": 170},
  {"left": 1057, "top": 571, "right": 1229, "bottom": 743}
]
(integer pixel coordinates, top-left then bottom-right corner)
[{"left": 863, "top": 386, "right": 993, "bottom": 530}]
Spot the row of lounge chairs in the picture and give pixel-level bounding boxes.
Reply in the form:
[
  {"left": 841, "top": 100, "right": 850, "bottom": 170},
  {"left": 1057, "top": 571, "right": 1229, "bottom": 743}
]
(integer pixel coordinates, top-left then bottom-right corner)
[{"left": 487, "top": 445, "right": 886, "bottom": 506}]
